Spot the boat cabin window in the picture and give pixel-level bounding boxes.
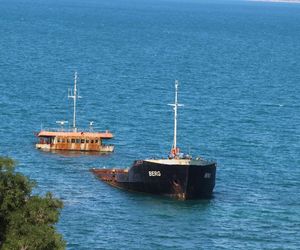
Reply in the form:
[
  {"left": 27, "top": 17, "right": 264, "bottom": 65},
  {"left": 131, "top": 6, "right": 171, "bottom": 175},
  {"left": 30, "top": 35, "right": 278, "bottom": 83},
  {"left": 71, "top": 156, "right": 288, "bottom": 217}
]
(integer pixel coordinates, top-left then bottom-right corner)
[
  {"left": 81, "top": 139, "right": 85, "bottom": 143},
  {"left": 71, "top": 139, "right": 75, "bottom": 143},
  {"left": 76, "top": 139, "right": 80, "bottom": 143},
  {"left": 91, "top": 140, "right": 94, "bottom": 143},
  {"left": 95, "top": 140, "right": 99, "bottom": 144},
  {"left": 86, "top": 140, "right": 89, "bottom": 143},
  {"left": 57, "top": 138, "right": 61, "bottom": 143},
  {"left": 40, "top": 137, "right": 51, "bottom": 144}
]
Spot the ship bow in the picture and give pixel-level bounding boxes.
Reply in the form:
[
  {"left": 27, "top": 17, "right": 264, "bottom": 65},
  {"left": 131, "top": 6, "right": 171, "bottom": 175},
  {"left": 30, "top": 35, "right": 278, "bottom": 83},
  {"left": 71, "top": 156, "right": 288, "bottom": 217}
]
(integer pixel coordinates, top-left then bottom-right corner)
[{"left": 185, "top": 163, "right": 216, "bottom": 199}]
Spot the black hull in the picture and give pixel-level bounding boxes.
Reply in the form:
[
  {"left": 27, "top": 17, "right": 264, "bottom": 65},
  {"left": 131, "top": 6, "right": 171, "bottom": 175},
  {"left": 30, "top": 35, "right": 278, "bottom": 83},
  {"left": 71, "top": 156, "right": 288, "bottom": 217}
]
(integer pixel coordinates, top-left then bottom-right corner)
[{"left": 91, "top": 160, "right": 216, "bottom": 200}]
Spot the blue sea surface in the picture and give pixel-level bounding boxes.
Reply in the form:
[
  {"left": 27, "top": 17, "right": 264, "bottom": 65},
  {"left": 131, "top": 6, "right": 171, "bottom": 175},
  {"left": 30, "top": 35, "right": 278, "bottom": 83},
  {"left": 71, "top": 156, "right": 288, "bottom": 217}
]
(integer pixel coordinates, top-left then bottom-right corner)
[{"left": 0, "top": 0, "right": 299, "bottom": 249}]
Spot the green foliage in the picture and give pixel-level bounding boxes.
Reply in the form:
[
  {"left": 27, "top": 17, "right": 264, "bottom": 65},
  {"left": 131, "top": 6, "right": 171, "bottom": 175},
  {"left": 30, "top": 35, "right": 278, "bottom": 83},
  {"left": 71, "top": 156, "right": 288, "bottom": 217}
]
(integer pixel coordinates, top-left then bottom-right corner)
[
  {"left": 0, "top": 157, "right": 15, "bottom": 172},
  {"left": 0, "top": 157, "right": 65, "bottom": 250},
  {"left": 0, "top": 162, "right": 34, "bottom": 219}
]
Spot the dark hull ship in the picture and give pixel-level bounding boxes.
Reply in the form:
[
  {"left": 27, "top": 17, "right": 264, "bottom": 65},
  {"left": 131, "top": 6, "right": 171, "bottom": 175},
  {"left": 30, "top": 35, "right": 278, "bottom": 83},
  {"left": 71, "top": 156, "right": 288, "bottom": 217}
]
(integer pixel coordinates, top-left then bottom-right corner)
[
  {"left": 91, "top": 80, "right": 217, "bottom": 200},
  {"left": 91, "top": 158, "right": 216, "bottom": 200}
]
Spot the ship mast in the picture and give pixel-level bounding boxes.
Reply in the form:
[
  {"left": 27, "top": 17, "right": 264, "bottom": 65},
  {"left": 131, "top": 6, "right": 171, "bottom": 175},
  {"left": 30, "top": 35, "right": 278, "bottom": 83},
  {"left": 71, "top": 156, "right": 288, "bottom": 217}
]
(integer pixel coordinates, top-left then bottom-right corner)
[
  {"left": 168, "top": 80, "right": 183, "bottom": 157},
  {"left": 68, "top": 72, "right": 81, "bottom": 132}
]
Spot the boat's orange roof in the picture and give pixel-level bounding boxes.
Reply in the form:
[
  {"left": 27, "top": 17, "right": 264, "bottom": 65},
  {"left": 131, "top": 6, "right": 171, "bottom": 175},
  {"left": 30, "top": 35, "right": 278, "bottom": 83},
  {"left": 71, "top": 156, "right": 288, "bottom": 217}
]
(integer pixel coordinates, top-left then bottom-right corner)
[{"left": 38, "top": 130, "right": 113, "bottom": 139}]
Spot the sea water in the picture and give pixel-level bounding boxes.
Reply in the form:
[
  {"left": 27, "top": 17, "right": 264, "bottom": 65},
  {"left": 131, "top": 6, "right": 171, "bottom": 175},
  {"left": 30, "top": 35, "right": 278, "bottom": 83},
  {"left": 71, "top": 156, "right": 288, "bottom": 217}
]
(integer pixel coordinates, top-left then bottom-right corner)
[{"left": 0, "top": 0, "right": 299, "bottom": 249}]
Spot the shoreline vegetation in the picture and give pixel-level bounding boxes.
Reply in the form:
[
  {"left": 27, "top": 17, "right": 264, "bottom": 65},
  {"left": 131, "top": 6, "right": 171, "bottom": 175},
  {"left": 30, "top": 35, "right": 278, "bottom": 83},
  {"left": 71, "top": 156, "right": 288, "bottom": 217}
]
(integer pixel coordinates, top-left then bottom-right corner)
[
  {"left": 249, "top": 0, "right": 300, "bottom": 3},
  {"left": 0, "top": 157, "right": 65, "bottom": 249}
]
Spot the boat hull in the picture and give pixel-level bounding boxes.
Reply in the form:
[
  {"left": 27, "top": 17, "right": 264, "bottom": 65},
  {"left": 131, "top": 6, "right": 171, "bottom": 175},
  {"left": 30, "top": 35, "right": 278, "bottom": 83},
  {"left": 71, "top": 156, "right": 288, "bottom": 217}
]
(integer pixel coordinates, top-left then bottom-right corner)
[
  {"left": 36, "top": 143, "right": 114, "bottom": 152},
  {"left": 91, "top": 160, "right": 216, "bottom": 200}
]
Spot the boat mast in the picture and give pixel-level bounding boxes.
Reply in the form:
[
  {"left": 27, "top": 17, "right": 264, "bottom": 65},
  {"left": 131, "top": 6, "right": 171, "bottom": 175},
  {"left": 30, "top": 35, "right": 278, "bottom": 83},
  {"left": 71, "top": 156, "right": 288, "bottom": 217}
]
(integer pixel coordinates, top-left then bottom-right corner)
[
  {"left": 68, "top": 72, "right": 80, "bottom": 132},
  {"left": 169, "top": 80, "right": 183, "bottom": 156}
]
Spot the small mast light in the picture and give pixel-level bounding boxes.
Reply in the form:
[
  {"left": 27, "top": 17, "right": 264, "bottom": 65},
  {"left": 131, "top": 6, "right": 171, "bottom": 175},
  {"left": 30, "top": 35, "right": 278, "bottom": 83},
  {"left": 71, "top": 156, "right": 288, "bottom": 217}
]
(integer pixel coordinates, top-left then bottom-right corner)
[
  {"left": 89, "top": 121, "right": 94, "bottom": 132},
  {"left": 56, "top": 120, "right": 68, "bottom": 131}
]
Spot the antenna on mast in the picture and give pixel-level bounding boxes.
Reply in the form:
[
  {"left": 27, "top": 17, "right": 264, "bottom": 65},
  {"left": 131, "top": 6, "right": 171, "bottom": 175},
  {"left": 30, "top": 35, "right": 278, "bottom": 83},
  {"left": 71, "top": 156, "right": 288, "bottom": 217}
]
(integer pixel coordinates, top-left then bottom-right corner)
[
  {"left": 68, "top": 72, "right": 82, "bottom": 132},
  {"left": 168, "top": 80, "right": 183, "bottom": 158}
]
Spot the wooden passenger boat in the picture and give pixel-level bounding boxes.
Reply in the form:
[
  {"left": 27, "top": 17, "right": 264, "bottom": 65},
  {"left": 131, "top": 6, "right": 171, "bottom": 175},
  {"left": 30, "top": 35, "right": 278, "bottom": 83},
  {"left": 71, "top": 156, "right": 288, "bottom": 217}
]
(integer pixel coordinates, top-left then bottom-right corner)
[
  {"left": 36, "top": 130, "right": 114, "bottom": 152},
  {"left": 36, "top": 72, "right": 114, "bottom": 153}
]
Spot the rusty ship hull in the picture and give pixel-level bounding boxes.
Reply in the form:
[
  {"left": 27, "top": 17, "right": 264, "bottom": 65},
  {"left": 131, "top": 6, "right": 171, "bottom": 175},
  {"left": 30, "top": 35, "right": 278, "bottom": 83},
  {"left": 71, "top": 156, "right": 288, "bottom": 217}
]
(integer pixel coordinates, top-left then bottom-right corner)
[
  {"left": 91, "top": 159, "right": 216, "bottom": 200},
  {"left": 36, "top": 131, "right": 114, "bottom": 152}
]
